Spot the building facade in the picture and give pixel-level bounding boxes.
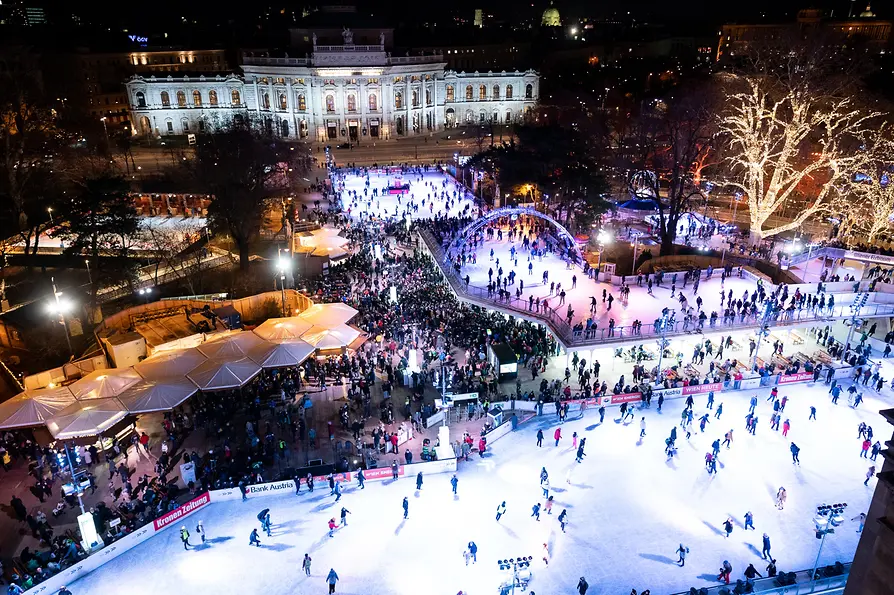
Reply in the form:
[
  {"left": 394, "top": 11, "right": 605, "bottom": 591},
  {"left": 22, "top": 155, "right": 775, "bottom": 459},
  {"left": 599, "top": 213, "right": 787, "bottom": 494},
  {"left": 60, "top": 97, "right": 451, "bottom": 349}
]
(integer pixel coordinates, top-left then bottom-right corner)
[{"left": 125, "top": 32, "right": 538, "bottom": 141}]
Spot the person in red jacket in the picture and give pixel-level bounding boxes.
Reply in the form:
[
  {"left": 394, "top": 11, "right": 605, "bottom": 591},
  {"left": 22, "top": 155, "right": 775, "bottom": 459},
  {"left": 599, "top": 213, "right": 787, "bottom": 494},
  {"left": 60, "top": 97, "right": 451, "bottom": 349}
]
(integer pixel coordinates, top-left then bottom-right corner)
[
  {"left": 554, "top": 427, "right": 562, "bottom": 446},
  {"left": 478, "top": 437, "right": 486, "bottom": 457}
]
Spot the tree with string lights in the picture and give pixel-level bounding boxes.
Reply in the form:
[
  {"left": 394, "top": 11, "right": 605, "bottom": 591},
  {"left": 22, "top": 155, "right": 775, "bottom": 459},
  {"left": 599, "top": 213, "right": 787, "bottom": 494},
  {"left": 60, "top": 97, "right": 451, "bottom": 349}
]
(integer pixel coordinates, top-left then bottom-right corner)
[{"left": 717, "top": 47, "right": 884, "bottom": 242}]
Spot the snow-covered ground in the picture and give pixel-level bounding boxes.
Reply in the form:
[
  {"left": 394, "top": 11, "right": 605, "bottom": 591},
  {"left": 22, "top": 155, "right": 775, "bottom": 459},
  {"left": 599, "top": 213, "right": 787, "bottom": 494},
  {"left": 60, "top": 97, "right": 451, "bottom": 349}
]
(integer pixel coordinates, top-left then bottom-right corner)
[
  {"left": 336, "top": 170, "right": 478, "bottom": 221},
  {"left": 69, "top": 378, "right": 887, "bottom": 595}
]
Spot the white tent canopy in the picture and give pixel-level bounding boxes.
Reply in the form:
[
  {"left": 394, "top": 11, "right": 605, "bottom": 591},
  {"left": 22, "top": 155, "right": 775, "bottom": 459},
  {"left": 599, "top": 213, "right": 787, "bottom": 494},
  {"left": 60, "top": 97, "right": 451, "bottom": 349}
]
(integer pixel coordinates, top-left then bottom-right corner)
[
  {"left": 135, "top": 348, "right": 207, "bottom": 381},
  {"left": 0, "top": 386, "right": 77, "bottom": 430},
  {"left": 248, "top": 339, "right": 315, "bottom": 369},
  {"left": 118, "top": 380, "right": 199, "bottom": 414},
  {"left": 301, "top": 324, "right": 361, "bottom": 350},
  {"left": 70, "top": 368, "right": 143, "bottom": 400},
  {"left": 253, "top": 317, "right": 313, "bottom": 341},
  {"left": 197, "top": 332, "right": 268, "bottom": 359},
  {"left": 187, "top": 358, "right": 262, "bottom": 391},
  {"left": 298, "top": 303, "right": 358, "bottom": 328},
  {"left": 47, "top": 398, "right": 129, "bottom": 439}
]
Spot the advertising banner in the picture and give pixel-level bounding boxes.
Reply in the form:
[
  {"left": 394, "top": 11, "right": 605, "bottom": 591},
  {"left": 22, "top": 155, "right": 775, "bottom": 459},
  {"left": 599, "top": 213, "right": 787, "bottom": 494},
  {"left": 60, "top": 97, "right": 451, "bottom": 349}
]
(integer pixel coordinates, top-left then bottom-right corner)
[
  {"left": 610, "top": 392, "right": 643, "bottom": 405},
  {"left": 153, "top": 492, "right": 210, "bottom": 531},
  {"left": 779, "top": 372, "right": 814, "bottom": 385},
  {"left": 682, "top": 382, "right": 723, "bottom": 396}
]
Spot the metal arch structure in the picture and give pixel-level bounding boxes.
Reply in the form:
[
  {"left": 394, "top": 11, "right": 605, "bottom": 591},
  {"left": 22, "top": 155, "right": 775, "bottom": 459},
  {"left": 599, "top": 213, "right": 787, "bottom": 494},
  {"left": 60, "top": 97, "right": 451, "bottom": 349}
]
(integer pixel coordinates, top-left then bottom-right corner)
[{"left": 455, "top": 207, "right": 584, "bottom": 264}]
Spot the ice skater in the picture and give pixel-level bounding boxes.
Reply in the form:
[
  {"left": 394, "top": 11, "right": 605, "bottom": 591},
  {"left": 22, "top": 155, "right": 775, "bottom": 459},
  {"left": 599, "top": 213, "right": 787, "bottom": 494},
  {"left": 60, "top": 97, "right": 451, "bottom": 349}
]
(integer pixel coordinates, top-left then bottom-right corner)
[
  {"left": 249, "top": 528, "right": 261, "bottom": 546},
  {"left": 640, "top": 417, "right": 647, "bottom": 437},
  {"left": 532, "top": 502, "right": 541, "bottom": 521},
  {"left": 356, "top": 469, "right": 365, "bottom": 489},
  {"left": 403, "top": 496, "right": 409, "bottom": 519},
  {"left": 865, "top": 466, "right": 876, "bottom": 486},
  {"left": 676, "top": 544, "right": 688, "bottom": 566},
  {"left": 744, "top": 511, "right": 754, "bottom": 530},
  {"left": 450, "top": 474, "right": 458, "bottom": 495},
  {"left": 722, "top": 517, "right": 733, "bottom": 538},
  {"left": 775, "top": 487, "right": 787, "bottom": 510},
  {"left": 195, "top": 520, "right": 205, "bottom": 543},
  {"left": 326, "top": 568, "right": 339, "bottom": 594},
  {"left": 542, "top": 478, "right": 550, "bottom": 498},
  {"left": 790, "top": 442, "right": 800, "bottom": 465},
  {"left": 761, "top": 533, "right": 772, "bottom": 559},
  {"left": 328, "top": 517, "right": 338, "bottom": 537},
  {"left": 540, "top": 467, "right": 548, "bottom": 484},
  {"left": 303, "top": 553, "right": 312, "bottom": 576},
  {"left": 180, "top": 526, "right": 190, "bottom": 550},
  {"left": 416, "top": 471, "right": 423, "bottom": 490},
  {"left": 558, "top": 508, "right": 568, "bottom": 532},
  {"left": 496, "top": 501, "right": 507, "bottom": 521},
  {"left": 536, "top": 429, "right": 544, "bottom": 447}
]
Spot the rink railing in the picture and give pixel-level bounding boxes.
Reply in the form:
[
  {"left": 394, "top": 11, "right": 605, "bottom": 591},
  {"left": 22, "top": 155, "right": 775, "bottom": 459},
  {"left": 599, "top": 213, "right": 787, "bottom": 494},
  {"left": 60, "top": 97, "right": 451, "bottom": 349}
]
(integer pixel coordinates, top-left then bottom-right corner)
[
  {"left": 669, "top": 563, "right": 850, "bottom": 595},
  {"left": 418, "top": 230, "right": 894, "bottom": 349}
]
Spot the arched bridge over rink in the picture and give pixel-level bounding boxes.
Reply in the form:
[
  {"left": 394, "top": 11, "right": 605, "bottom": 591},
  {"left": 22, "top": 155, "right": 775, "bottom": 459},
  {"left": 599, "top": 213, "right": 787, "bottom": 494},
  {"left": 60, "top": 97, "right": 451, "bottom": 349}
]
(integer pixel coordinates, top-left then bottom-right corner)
[{"left": 450, "top": 206, "right": 585, "bottom": 266}]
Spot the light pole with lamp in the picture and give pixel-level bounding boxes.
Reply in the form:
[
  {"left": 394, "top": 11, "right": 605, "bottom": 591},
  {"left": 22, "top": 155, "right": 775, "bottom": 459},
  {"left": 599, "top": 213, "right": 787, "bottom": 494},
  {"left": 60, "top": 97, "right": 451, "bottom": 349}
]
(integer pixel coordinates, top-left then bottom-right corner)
[
  {"left": 47, "top": 277, "right": 73, "bottom": 357},
  {"left": 85, "top": 259, "right": 92, "bottom": 287},
  {"left": 842, "top": 293, "right": 869, "bottom": 363},
  {"left": 654, "top": 310, "right": 671, "bottom": 385},
  {"left": 812, "top": 503, "right": 847, "bottom": 581},
  {"left": 630, "top": 232, "right": 640, "bottom": 275},
  {"left": 497, "top": 555, "right": 532, "bottom": 595},
  {"left": 750, "top": 301, "right": 775, "bottom": 371},
  {"left": 276, "top": 249, "right": 290, "bottom": 316},
  {"left": 137, "top": 287, "right": 153, "bottom": 303},
  {"left": 99, "top": 116, "right": 109, "bottom": 144},
  {"left": 47, "top": 207, "right": 54, "bottom": 226},
  {"left": 595, "top": 229, "right": 613, "bottom": 281}
]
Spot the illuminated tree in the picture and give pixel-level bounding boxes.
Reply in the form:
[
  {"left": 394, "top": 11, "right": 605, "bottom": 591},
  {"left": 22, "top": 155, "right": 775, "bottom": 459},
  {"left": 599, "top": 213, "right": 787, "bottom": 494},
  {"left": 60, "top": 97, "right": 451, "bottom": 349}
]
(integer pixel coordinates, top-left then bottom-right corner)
[{"left": 719, "top": 73, "right": 880, "bottom": 241}]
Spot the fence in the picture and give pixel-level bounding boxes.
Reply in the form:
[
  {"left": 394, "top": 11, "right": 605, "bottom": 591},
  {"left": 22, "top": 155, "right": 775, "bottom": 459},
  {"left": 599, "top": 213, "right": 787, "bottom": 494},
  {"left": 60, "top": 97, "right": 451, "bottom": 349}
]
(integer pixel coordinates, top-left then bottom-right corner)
[
  {"left": 418, "top": 230, "right": 894, "bottom": 349},
  {"left": 670, "top": 564, "right": 850, "bottom": 595}
]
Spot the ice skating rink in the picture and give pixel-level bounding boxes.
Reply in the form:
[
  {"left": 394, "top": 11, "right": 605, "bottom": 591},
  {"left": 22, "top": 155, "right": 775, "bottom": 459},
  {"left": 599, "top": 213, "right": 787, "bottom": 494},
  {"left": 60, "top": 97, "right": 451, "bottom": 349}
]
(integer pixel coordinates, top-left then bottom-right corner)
[
  {"left": 336, "top": 170, "right": 478, "bottom": 221},
  {"left": 69, "top": 379, "right": 884, "bottom": 595}
]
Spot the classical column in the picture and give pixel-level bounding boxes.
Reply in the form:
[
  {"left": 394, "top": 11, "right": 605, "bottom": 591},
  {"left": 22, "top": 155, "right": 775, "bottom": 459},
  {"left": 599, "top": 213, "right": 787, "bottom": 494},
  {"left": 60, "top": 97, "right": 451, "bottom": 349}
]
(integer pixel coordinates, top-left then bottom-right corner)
[{"left": 253, "top": 79, "right": 261, "bottom": 118}]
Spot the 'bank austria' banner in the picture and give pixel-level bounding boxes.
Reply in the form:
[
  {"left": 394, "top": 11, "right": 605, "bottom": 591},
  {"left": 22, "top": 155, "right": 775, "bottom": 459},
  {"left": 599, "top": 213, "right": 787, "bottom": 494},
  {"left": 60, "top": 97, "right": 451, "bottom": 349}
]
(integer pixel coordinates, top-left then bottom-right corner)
[{"left": 153, "top": 492, "right": 210, "bottom": 531}]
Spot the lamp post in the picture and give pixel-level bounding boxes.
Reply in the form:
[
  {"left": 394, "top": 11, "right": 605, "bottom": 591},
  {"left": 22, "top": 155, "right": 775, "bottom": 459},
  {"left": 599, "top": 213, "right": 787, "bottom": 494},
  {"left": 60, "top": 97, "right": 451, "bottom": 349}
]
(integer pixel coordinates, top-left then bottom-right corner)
[
  {"left": 497, "top": 555, "right": 532, "bottom": 595},
  {"left": 751, "top": 301, "right": 775, "bottom": 371},
  {"left": 630, "top": 233, "right": 640, "bottom": 275},
  {"left": 276, "top": 248, "right": 290, "bottom": 315},
  {"left": 812, "top": 503, "right": 847, "bottom": 581},
  {"left": 85, "top": 259, "right": 92, "bottom": 287},
  {"left": 654, "top": 310, "right": 671, "bottom": 385},
  {"left": 47, "top": 207, "right": 54, "bottom": 226},
  {"left": 47, "top": 277, "right": 73, "bottom": 357},
  {"left": 137, "top": 287, "right": 153, "bottom": 303},
  {"left": 595, "top": 229, "right": 613, "bottom": 281},
  {"left": 732, "top": 192, "right": 742, "bottom": 223},
  {"left": 99, "top": 116, "right": 109, "bottom": 144},
  {"left": 842, "top": 293, "right": 869, "bottom": 363}
]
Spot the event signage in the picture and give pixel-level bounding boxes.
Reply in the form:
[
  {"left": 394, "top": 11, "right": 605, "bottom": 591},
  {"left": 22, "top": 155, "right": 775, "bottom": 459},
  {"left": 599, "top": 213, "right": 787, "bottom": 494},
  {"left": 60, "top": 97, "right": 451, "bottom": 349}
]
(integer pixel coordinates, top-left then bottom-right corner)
[
  {"left": 610, "top": 392, "right": 642, "bottom": 405},
  {"left": 247, "top": 480, "right": 295, "bottom": 495},
  {"left": 153, "top": 492, "right": 210, "bottom": 530},
  {"left": 681, "top": 382, "right": 723, "bottom": 396},
  {"left": 779, "top": 372, "right": 814, "bottom": 385}
]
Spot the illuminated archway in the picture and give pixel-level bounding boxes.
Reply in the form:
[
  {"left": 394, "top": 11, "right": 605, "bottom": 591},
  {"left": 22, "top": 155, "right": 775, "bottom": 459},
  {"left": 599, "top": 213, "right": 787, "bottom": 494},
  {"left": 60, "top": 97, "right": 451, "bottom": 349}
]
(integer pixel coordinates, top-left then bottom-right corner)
[{"left": 454, "top": 206, "right": 584, "bottom": 265}]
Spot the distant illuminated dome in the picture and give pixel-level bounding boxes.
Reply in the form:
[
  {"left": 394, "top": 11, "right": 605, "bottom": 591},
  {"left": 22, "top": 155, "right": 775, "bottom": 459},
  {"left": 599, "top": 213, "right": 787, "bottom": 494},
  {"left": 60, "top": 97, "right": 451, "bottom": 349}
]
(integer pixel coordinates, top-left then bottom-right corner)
[
  {"left": 541, "top": 2, "right": 561, "bottom": 27},
  {"left": 860, "top": 3, "right": 876, "bottom": 17}
]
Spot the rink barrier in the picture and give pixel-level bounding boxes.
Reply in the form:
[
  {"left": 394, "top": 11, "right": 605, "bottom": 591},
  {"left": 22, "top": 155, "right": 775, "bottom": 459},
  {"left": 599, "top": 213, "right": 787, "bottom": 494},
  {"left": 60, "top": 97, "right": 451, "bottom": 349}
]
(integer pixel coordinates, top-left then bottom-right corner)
[
  {"left": 22, "top": 492, "right": 210, "bottom": 595},
  {"left": 208, "top": 459, "right": 458, "bottom": 503}
]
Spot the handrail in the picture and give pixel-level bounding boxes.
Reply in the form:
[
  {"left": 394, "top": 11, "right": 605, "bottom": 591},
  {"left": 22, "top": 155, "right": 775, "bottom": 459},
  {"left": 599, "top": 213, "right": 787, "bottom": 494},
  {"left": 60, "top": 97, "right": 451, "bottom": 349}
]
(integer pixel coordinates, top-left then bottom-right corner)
[
  {"left": 418, "top": 230, "right": 894, "bottom": 349},
  {"left": 669, "top": 564, "right": 850, "bottom": 595}
]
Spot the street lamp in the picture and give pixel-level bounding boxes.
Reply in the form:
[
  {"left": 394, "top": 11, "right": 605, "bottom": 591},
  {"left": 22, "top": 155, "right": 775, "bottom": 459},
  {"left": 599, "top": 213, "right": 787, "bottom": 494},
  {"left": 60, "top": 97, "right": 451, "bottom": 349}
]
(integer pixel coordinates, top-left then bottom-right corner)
[
  {"left": 812, "top": 503, "right": 847, "bottom": 581},
  {"left": 595, "top": 229, "right": 613, "bottom": 280},
  {"left": 654, "top": 310, "right": 671, "bottom": 385},
  {"left": 47, "top": 207, "right": 54, "bottom": 226},
  {"left": 630, "top": 233, "right": 640, "bottom": 275},
  {"left": 47, "top": 277, "right": 73, "bottom": 356},
  {"left": 842, "top": 293, "right": 869, "bottom": 363},
  {"left": 276, "top": 250, "right": 290, "bottom": 315},
  {"left": 497, "top": 555, "right": 532, "bottom": 595},
  {"left": 85, "top": 259, "right": 92, "bottom": 287},
  {"left": 99, "top": 117, "right": 109, "bottom": 144},
  {"left": 137, "top": 287, "right": 153, "bottom": 303}
]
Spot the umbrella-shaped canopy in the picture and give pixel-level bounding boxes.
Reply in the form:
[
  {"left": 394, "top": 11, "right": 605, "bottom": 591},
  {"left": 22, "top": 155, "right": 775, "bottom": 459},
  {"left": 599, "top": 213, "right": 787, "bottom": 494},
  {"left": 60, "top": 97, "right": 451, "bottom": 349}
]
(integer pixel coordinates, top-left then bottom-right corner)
[
  {"left": 301, "top": 324, "right": 361, "bottom": 350},
  {"left": 187, "top": 358, "right": 262, "bottom": 391},
  {"left": 118, "top": 380, "right": 199, "bottom": 414},
  {"left": 0, "top": 386, "right": 77, "bottom": 430},
  {"left": 310, "top": 226, "right": 342, "bottom": 237},
  {"left": 298, "top": 303, "right": 358, "bottom": 328},
  {"left": 47, "top": 398, "right": 128, "bottom": 439},
  {"left": 70, "top": 368, "right": 142, "bottom": 400},
  {"left": 253, "top": 317, "right": 313, "bottom": 341},
  {"left": 309, "top": 245, "right": 349, "bottom": 259},
  {"left": 197, "top": 332, "right": 268, "bottom": 359},
  {"left": 248, "top": 339, "right": 315, "bottom": 369},
  {"left": 135, "top": 348, "right": 207, "bottom": 381}
]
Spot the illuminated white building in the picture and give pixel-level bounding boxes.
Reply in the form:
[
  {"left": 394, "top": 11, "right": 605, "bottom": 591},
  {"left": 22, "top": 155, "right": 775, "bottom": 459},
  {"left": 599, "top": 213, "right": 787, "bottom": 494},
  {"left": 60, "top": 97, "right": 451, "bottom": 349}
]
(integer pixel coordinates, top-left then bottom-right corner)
[{"left": 125, "top": 29, "right": 538, "bottom": 141}]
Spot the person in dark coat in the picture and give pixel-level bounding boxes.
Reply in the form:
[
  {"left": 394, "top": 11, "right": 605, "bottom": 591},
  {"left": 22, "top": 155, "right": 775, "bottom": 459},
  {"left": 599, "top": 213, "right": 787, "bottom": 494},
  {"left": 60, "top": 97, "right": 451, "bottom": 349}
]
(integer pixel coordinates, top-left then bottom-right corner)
[
  {"left": 416, "top": 472, "right": 423, "bottom": 490},
  {"left": 11, "top": 496, "right": 26, "bottom": 521},
  {"left": 577, "top": 577, "right": 589, "bottom": 594}
]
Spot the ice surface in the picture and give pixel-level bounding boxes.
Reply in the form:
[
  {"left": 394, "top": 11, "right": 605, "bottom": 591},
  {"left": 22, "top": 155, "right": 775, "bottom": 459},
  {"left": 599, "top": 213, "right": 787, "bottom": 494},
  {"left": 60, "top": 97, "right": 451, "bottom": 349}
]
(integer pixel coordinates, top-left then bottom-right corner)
[
  {"left": 336, "top": 170, "right": 477, "bottom": 221},
  {"left": 69, "top": 378, "right": 886, "bottom": 595}
]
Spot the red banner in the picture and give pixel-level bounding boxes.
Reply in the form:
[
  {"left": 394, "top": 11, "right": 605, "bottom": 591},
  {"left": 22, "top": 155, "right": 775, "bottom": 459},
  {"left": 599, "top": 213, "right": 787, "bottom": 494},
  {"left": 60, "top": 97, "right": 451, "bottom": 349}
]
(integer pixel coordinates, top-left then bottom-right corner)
[
  {"left": 610, "top": 392, "right": 643, "bottom": 404},
  {"left": 362, "top": 466, "right": 404, "bottom": 481},
  {"left": 779, "top": 372, "right": 814, "bottom": 385},
  {"left": 682, "top": 382, "right": 723, "bottom": 396},
  {"left": 153, "top": 492, "right": 210, "bottom": 531}
]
